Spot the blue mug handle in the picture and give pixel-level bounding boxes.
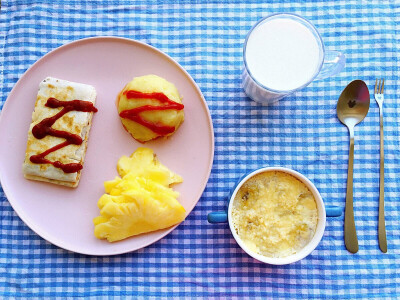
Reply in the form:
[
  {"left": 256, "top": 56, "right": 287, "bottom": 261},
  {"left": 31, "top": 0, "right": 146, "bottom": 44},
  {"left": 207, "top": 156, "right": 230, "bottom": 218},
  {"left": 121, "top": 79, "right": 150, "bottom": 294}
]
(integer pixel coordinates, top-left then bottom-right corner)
[{"left": 208, "top": 205, "right": 342, "bottom": 224}]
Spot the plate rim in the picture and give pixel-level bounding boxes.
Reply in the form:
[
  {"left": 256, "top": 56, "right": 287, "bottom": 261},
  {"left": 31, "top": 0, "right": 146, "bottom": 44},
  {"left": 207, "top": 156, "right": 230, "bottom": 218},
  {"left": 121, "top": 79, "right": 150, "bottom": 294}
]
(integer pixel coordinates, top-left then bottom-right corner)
[{"left": 0, "top": 36, "right": 215, "bottom": 256}]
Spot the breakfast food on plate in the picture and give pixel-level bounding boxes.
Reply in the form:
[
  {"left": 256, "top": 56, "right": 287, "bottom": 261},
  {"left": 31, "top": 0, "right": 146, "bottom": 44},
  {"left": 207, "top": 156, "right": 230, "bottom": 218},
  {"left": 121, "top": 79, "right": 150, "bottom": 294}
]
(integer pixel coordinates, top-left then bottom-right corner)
[
  {"left": 231, "top": 171, "right": 318, "bottom": 258},
  {"left": 94, "top": 147, "right": 186, "bottom": 242},
  {"left": 23, "top": 77, "right": 98, "bottom": 188},
  {"left": 117, "top": 74, "right": 184, "bottom": 143}
]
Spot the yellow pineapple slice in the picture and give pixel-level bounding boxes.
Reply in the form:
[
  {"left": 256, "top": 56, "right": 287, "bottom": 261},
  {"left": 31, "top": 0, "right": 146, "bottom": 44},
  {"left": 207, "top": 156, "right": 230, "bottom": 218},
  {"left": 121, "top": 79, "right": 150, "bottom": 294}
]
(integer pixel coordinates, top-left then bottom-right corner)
[
  {"left": 94, "top": 147, "right": 185, "bottom": 242},
  {"left": 104, "top": 176, "right": 122, "bottom": 194},
  {"left": 117, "top": 147, "right": 182, "bottom": 185}
]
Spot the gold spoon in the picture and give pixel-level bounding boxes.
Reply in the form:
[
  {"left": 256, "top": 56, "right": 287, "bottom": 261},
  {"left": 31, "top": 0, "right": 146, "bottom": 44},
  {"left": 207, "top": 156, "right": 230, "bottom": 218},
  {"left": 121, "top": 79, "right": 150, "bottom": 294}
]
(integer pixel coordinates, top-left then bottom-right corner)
[{"left": 337, "top": 80, "right": 370, "bottom": 253}]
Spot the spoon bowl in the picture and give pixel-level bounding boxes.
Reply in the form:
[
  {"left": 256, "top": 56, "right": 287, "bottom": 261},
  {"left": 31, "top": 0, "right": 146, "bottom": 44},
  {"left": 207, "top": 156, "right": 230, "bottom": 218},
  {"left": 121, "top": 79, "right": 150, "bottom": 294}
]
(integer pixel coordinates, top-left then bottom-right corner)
[
  {"left": 337, "top": 80, "right": 370, "bottom": 253},
  {"left": 337, "top": 80, "right": 370, "bottom": 126}
]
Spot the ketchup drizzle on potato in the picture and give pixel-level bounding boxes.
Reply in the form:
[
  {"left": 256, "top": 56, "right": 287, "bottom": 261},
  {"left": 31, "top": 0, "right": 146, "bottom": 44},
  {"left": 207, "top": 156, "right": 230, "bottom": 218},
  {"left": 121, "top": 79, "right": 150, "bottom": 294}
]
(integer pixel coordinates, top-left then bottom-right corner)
[{"left": 119, "top": 90, "right": 184, "bottom": 135}]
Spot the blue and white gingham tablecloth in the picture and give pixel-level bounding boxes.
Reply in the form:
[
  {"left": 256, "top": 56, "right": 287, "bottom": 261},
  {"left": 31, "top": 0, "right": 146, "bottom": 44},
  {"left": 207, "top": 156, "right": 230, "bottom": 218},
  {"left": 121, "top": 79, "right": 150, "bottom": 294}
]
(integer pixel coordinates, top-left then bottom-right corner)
[{"left": 1, "top": 0, "right": 399, "bottom": 298}]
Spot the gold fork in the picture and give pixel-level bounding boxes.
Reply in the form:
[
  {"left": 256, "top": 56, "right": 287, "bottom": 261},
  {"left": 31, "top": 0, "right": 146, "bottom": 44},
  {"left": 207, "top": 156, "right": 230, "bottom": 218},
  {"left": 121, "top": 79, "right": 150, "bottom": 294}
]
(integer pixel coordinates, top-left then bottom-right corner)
[{"left": 374, "top": 79, "right": 387, "bottom": 253}]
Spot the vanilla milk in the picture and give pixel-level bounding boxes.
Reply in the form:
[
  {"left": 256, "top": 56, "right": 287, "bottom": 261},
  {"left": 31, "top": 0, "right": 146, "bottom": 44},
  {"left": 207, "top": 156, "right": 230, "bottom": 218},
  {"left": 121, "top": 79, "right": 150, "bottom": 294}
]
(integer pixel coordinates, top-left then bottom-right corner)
[{"left": 245, "top": 17, "right": 322, "bottom": 92}]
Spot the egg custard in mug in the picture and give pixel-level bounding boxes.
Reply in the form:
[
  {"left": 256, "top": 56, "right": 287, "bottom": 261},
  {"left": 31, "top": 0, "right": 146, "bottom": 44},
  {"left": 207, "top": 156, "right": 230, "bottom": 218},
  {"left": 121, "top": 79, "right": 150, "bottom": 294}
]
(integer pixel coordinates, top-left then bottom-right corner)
[{"left": 231, "top": 171, "right": 318, "bottom": 258}]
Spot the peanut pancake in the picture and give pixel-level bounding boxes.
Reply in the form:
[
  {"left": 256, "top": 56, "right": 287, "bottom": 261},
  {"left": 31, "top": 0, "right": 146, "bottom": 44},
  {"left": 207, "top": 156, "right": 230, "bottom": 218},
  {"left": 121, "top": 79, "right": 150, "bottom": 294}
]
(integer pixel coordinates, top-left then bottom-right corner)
[{"left": 23, "top": 77, "right": 97, "bottom": 188}]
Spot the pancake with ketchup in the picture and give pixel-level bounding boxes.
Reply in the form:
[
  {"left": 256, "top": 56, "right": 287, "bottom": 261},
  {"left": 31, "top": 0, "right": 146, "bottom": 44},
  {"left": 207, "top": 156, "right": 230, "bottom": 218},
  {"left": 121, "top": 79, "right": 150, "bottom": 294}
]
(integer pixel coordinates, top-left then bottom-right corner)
[
  {"left": 23, "top": 77, "right": 97, "bottom": 188},
  {"left": 117, "top": 75, "right": 184, "bottom": 143}
]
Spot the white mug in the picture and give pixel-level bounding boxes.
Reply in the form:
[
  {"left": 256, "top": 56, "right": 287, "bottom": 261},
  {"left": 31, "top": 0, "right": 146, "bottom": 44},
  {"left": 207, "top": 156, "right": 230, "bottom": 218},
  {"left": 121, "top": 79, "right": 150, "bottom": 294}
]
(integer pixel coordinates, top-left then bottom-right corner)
[
  {"left": 242, "top": 13, "right": 345, "bottom": 105},
  {"left": 208, "top": 167, "right": 342, "bottom": 265}
]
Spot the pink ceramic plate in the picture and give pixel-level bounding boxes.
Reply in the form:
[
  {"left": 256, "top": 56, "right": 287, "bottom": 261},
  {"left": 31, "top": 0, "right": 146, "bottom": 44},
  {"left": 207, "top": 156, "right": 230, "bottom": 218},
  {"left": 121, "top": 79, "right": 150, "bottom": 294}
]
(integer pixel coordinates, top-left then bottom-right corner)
[{"left": 0, "top": 37, "right": 214, "bottom": 255}]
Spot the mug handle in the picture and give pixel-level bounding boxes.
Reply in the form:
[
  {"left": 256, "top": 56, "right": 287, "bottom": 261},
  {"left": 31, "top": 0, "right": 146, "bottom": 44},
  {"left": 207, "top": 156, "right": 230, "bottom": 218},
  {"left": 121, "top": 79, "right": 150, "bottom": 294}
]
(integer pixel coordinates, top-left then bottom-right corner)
[
  {"left": 208, "top": 211, "right": 228, "bottom": 223},
  {"left": 315, "top": 50, "right": 346, "bottom": 80},
  {"left": 208, "top": 205, "right": 342, "bottom": 224},
  {"left": 326, "top": 205, "right": 343, "bottom": 217}
]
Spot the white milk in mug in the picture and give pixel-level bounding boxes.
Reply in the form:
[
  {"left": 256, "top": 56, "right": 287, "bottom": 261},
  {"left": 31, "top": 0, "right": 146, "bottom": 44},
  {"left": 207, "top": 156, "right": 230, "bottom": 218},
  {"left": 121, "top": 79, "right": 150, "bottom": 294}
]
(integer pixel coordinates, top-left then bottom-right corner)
[{"left": 242, "top": 13, "right": 345, "bottom": 104}]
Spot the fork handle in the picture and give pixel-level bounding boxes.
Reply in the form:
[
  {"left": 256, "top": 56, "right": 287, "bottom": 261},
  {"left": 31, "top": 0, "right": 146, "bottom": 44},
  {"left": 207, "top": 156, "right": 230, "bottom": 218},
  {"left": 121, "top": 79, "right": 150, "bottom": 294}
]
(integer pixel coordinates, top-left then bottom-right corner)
[
  {"left": 345, "top": 127, "right": 358, "bottom": 253},
  {"left": 378, "top": 107, "right": 387, "bottom": 253}
]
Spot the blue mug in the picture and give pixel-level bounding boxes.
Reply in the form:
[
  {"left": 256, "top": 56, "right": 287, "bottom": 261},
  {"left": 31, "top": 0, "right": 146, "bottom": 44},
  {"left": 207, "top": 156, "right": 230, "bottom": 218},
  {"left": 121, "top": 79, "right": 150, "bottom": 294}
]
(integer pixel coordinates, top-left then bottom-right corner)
[{"left": 208, "top": 167, "right": 342, "bottom": 265}]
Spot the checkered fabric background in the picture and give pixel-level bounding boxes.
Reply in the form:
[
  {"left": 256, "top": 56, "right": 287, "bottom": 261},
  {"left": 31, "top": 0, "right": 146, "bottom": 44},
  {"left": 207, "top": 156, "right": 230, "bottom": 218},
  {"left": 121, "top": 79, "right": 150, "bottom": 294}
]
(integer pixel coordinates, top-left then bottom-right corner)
[{"left": 1, "top": 0, "right": 399, "bottom": 298}]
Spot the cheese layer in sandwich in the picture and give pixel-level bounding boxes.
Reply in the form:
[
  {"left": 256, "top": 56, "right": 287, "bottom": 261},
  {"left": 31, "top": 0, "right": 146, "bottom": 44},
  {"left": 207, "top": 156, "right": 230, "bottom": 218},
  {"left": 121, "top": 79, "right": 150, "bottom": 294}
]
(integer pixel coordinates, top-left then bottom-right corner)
[{"left": 23, "top": 77, "right": 97, "bottom": 188}]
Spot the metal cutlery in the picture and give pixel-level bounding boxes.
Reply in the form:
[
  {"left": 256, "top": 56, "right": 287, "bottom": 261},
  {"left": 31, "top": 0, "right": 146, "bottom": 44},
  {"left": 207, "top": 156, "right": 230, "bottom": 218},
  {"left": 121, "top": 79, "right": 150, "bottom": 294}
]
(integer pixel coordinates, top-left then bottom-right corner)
[
  {"left": 374, "top": 78, "right": 387, "bottom": 253},
  {"left": 337, "top": 80, "right": 370, "bottom": 253}
]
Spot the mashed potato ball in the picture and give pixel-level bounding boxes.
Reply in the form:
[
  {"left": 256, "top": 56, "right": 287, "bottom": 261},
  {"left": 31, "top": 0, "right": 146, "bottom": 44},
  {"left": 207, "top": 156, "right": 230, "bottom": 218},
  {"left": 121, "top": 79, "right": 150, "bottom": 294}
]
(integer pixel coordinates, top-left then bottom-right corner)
[{"left": 117, "top": 75, "right": 185, "bottom": 143}]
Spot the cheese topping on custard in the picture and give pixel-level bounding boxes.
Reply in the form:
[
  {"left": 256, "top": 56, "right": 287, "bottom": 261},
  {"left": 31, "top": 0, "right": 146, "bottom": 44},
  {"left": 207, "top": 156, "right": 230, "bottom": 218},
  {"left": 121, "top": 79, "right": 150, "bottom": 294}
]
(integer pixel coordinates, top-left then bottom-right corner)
[{"left": 232, "top": 171, "right": 318, "bottom": 258}]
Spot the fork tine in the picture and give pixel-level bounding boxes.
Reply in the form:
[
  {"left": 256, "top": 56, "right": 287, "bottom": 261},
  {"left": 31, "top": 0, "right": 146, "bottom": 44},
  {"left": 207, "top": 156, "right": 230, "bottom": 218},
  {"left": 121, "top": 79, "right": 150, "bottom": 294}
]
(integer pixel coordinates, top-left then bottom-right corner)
[
  {"left": 381, "top": 78, "right": 384, "bottom": 94},
  {"left": 375, "top": 79, "right": 378, "bottom": 94}
]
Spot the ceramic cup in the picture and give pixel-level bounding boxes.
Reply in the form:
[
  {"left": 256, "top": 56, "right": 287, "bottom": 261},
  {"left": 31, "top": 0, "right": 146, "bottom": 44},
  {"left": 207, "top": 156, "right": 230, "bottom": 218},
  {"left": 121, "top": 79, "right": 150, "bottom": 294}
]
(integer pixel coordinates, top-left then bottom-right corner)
[
  {"left": 208, "top": 167, "right": 342, "bottom": 265},
  {"left": 242, "top": 13, "right": 345, "bottom": 104}
]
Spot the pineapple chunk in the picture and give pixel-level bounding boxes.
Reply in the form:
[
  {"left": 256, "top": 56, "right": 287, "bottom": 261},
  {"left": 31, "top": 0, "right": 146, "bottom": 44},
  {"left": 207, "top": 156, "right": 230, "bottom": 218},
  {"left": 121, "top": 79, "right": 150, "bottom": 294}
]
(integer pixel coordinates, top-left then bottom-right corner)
[
  {"left": 116, "top": 147, "right": 154, "bottom": 177},
  {"left": 117, "top": 147, "right": 182, "bottom": 184},
  {"left": 94, "top": 147, "right": 185, "bottom": 242},
  {"left": 104, "top": 176, "right": 122, "bottom": 194}
]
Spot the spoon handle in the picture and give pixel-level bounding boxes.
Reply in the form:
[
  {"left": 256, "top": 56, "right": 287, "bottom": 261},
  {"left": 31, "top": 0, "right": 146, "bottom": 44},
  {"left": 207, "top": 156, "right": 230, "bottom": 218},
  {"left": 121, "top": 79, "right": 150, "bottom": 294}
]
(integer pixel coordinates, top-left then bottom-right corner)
[
  {"left": 378, "top": 107, "right": 387, "bottom": 253},
  {"left": 345, "top": 128, "right": 359, "bottom": 253}
]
